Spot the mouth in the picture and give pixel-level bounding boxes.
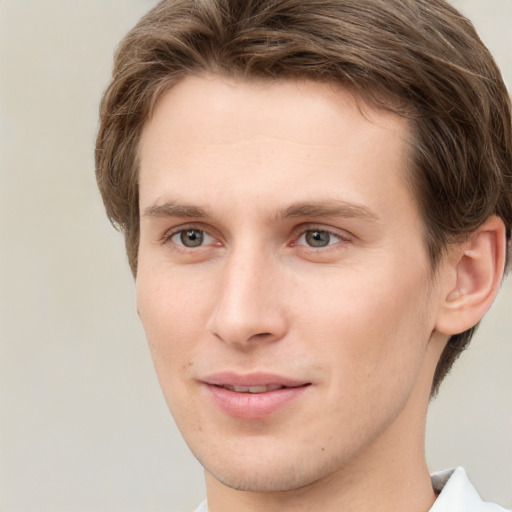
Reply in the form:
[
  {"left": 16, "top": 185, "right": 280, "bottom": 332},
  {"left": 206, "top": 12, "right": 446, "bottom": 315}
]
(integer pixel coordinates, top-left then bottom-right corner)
[
  {"left": 202, "top": 372, "right": 311, "bottom": 419},
  {"left": 216, "top": 384, "right": 295, "bottom": 393}
]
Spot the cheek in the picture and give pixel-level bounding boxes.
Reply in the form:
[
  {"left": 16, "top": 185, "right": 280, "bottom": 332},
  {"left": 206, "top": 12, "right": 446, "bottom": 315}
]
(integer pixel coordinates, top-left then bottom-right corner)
[
  {"left": 137, "top": 264, "right": 210, "bottom": 337},
  {"left": 297, "top": 272, "right": 434, "bottom": 445},
  {"left": 295, "top": 262, "right": 434, "bottom": 387},
  {"left": 136, "top": 272, "right": 208, "bottom": 427},
  {"left": 136, "top": 271, "right": 201, "bottom": 383}
]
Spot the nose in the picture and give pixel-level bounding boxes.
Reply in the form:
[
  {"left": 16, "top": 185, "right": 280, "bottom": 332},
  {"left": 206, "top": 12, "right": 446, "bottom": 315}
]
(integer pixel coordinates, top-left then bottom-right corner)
[{"left": 206, "top": 248, "right": 288, "bottom": 349}]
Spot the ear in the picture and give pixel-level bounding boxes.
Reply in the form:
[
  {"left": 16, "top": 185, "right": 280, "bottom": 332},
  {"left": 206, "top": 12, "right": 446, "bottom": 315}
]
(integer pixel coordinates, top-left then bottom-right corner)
[{"left": 435, "top": 216, "right": 507, "bottom": 336}]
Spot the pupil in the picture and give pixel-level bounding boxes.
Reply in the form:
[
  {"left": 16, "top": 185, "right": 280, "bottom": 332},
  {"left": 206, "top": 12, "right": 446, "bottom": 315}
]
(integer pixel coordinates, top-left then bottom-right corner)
[
  {"left": 306, "top": 230, "right": 330, "bottom": 247},
  {"left": 181, "top": 230, "right": 204, "bottom": 247}
]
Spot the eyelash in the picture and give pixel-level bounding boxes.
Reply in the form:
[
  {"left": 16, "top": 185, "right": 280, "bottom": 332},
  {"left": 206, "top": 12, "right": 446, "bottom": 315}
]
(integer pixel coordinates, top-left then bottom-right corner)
[
  {"left": 160, "top": 224, "right": 352, "bottom": 251},
  {"left": 160, "top": 224, "right": 218, "bottom": 250},
  {"left": 293, "top": 228, "right": 350, "bottom": 249}
]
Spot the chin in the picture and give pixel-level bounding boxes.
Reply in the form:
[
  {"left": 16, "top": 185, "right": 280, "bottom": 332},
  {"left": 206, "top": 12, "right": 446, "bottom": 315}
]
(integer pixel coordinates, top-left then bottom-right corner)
[
  {"left": 206, "top": 462, "right": 322, "bottom": 493},
  {"left": 195, "top": 439, "right": 347, "bottom": 493}
]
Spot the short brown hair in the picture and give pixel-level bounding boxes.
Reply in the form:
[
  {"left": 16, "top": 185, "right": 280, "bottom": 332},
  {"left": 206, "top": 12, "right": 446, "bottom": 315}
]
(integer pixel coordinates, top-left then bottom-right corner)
[{"left": 95, "top": 0, "right": 512, "bottom": 395}]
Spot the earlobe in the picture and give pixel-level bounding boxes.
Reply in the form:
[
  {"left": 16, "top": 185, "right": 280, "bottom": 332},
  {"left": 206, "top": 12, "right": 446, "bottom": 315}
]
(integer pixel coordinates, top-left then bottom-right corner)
[{"left": 435, "top": 216, "right": 507, "bottom": 336}]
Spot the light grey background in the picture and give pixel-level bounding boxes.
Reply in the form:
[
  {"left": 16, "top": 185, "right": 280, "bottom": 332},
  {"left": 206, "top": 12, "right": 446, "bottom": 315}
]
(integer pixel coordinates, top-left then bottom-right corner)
[{"left": 0, "top": 1, "right": 511, "bottom": 511}]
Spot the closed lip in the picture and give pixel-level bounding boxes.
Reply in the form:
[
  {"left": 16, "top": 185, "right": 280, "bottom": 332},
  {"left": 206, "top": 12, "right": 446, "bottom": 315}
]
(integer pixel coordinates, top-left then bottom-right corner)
[
  {"left": 201, "top": 371, "right": 311, "bottom": 389},
  {"left": 202, "top": 371, "right": 311, "bottom": 419}
]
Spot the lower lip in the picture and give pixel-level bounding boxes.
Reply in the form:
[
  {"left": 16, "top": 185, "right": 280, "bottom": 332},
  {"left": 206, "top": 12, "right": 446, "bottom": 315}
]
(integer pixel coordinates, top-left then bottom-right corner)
[{"left": 206, "top": 385, "right": 309, "bottom": 419}]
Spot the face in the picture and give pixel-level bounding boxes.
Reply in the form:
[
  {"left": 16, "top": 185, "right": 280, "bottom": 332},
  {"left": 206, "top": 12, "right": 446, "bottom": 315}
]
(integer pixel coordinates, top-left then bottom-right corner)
[{"left": 137, "top": 75, "right": 445, "bottom": 493}]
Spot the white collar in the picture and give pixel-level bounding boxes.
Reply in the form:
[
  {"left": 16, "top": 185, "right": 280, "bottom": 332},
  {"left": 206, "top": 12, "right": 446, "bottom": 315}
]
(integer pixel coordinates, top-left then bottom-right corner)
[{"left": 430, "top": 467, "right": 509, "bottom": 511}]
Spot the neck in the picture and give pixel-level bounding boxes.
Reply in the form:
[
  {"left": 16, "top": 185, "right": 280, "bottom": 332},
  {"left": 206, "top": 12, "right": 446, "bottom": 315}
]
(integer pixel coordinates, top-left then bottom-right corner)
[{"left": 206, "top": 464, "right": 435, "bottom": 512}]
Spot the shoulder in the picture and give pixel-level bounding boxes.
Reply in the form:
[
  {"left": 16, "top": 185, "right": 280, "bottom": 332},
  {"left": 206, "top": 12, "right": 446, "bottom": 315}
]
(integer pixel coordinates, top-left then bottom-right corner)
[{"left": 430, "top": 467, "right": 510, "bottom": 512}]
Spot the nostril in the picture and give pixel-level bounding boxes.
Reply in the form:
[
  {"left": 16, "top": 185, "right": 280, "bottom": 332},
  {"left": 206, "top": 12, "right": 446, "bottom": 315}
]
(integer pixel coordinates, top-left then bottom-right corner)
[{"left": 251, "top": 332, "right": 272, "bottom": 340}]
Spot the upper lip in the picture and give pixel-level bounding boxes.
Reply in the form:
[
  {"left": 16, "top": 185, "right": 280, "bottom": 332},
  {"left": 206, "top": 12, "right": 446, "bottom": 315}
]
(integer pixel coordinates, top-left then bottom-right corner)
[{"left": 202, "top": 371, "right": 310, "bottom": 388}]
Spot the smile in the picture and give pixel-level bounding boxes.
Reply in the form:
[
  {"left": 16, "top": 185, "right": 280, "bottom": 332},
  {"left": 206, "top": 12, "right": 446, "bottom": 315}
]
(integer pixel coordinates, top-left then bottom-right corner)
[
  {"left": 202, "top": 373, "right": 311, "bottom": 419},
  {"left": 219, "top": 384, "right": 286, "bottom": 393}
]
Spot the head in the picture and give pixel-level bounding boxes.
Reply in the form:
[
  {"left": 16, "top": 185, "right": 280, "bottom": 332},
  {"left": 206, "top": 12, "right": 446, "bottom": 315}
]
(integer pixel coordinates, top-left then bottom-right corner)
[
  {"left": 96, "top": 0, "right": 512, "bottom": 397},
  {"left": 96, "top": 0, "right": 512, "bottom": 488}
]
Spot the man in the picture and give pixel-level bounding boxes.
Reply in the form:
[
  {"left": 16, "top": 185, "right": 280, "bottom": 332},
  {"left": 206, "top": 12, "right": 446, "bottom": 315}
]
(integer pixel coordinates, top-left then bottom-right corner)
[{"left": 95, "top": 0, "right": 512, "bottom": 510}]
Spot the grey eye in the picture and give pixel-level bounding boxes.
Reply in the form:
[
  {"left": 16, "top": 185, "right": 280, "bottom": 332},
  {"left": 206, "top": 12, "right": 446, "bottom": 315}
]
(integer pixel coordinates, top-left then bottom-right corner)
[
  {"left": 179, "top": 229, "right": 204, "bottom": 247},
  {"left": 304, "top": 230, "right": 332, "bottom": 247}
]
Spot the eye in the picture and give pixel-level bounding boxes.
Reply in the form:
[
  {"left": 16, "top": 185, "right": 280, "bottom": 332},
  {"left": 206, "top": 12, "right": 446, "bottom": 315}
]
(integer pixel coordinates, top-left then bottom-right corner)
[
  {"left": 297, "top": 229, "right": 344, "bottom": 248},
  {"left": 170, "top": 229, "right": 215, "bottom": 248}
]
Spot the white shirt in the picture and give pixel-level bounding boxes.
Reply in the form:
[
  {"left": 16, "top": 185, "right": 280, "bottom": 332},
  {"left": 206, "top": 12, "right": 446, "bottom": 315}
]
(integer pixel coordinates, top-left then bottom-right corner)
[
  {"left": 193, "top": 467, "right": 510, "bottom": 512},
  {"left": 430, "top": 467, "right": 509, "bottom": 511}
]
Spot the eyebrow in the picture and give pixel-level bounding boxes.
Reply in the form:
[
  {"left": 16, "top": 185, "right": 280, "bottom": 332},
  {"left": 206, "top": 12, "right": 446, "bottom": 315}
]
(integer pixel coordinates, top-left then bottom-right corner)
[
  {"left": 278, "top": 200, "right": 381, "bottom": 223},
  {"left": 143, "top": 199, "right": 381, "bottom": 223},
  {"left": 143, "top": 201, "right": 208, "bottom": 219}
]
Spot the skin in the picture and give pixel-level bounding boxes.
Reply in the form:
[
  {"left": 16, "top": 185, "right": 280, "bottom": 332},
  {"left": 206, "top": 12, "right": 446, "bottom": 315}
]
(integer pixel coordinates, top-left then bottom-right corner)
[{"left": 136, "top": 75, "right": 471, "bottom": 512}]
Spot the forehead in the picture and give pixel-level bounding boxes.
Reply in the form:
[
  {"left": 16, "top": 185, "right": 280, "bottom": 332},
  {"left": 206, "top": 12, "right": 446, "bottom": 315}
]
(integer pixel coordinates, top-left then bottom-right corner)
[
  {"left": 141, "top": 74, "right": 409, "bottom": 154},
  {"left": 138, "top": 75, "right": 414, "bottom": 220}
]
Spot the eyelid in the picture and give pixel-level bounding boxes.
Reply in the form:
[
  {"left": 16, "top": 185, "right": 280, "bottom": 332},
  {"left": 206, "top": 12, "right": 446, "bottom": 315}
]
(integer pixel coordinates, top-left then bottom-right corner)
[
  {"left": 158, "top": 221, "right": 352, "bottom": 249},
  {"left": 160, "top": 222, "right": 221, "bottom": 246},
  {"left": 291, "top": 223, "right": 354, "bottom": 246}
]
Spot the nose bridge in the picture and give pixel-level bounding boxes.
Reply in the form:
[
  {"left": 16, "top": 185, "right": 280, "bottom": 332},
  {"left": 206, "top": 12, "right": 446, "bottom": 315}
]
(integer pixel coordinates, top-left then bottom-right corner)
[{"left": 207, "top": 241, "right": 286, "bottom": 347}]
